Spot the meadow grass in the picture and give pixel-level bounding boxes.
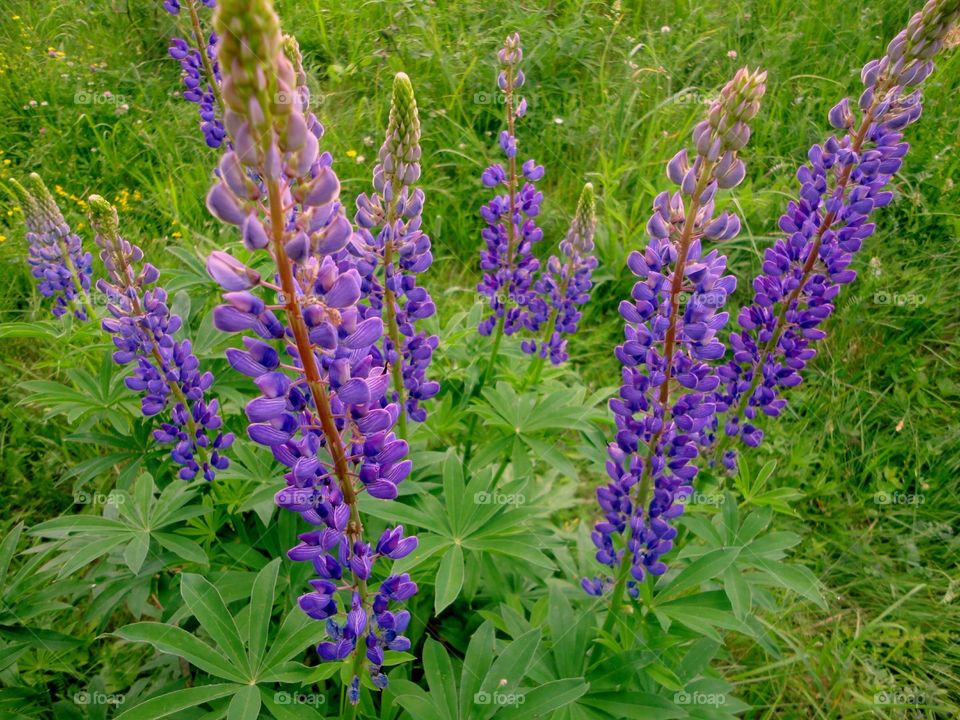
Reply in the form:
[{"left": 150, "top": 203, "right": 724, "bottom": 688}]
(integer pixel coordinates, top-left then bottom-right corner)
[{"left": 0, "top": 0, "right": 957, "bottom": 717}]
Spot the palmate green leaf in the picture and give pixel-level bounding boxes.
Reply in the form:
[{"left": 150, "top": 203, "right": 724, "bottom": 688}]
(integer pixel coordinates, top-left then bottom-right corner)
[
  {"left": 479, "top": 628, "right": 540, "bottom": 699},
  {"left": 579, "top": 691, "right": 686, "bottom": 719},
  {"left": 260, "top": 607, "right": 328, "bottom": 673},
  {"left": 392, "top": 534, "right": 449, "bottom": 574},
  {"left": 422, "top": 638, "right": 458, "bottom": 719},
  {"left": 463, "top": 537, "right": 555, "bottom": 570},
  {"left": 247, "top": 558, "right": 280, "bottom": 671},
  {"left": 115, "top": 623, "right": 245, "bottom": 682},
  {"left": 497, "top": 678, "right": 590, "bottom": 720},
  {"left": 722, "top": 566, "right": 751, "bottom": 620},
  {"left": 153, "top": 532, "right": 208, "bottom": 565},
  {"left": 227, "top": 685, "right": 261, "bottom": 720},
  {"left": 657, "top": 548, "right": 741, "bottom": 602},
  {"left": 180, "top": 573, "right": 250, "bottom": 675},
  {"left": 458, "top": 621, "right": 496, "bottom": 717},
  {"left": 747, "top": 557, "right": 828, "bottom": 609},
  {"left": 434, "top": 544, "right": 465, "bottom": 614},
  {"left": 114, "top": 683, "right": 240, "bottom": 720},
  {"left": 390, "top": 678, "right": 439, "bottom": 719},
  {"left": 0, "top": 524, "right": 22, "bottom": 595},
  {"left": 31, "top": 473, "right": 210, "bottom": 577},
  {"left": 442, "top": 449, "right": 467, "bottom": 534}
]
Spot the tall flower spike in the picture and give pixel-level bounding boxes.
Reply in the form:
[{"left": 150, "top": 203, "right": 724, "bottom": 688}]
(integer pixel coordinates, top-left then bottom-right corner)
[
  {"left": 209, "top": 0, "right": 416, "bottom": 702},
  {"left": 583, "top": 68, "right": 765, "bottom": 604},
  {"left": 165, "top": 0, "right": 225, "bottom": 148},
  {"left": 355, "top": 72, "right": 439, "bottom": 433},
  {"left": 88, "top": 195, "right": 232, "bottom": 480},
  {"left": 8, "top": 174, "right": 93, "bottom": 320},
  {"left": 477, "top": 32, "right": 544, "bottom": 339},
  {"left": 709, "top": 0, "right": 960, "bottom": 470},
  {"left": 522, "top": 182, "right": 598, "bottom": 366}
]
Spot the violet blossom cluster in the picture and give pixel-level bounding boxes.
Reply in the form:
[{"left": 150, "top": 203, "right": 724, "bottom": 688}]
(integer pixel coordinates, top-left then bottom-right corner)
[
  {"left": 709, "top": 0, "right": 960, "bottom": 469},
  {"left": 583, "top": 68, "right": 766, "bottom": 596},
  {"left": 478, "top": 32, "right": 545, "bottom": 338},
  {"left": 165, "top": 0, "right": 225, "bottom": 148},
  {"left": 521, "top": 182, "right": 598, "bottom": 364},
  {"left": 8, "top": 174, "right": 92, "bottom": 321},
  {"left": 205, "top": 0, "right": 416, "bottom": 701},
  {"left": 87, "top": 195, "right": 232, "bottom": 481},
  {"left": 355, "top": 72, "right": 439, "bottom": 424}
]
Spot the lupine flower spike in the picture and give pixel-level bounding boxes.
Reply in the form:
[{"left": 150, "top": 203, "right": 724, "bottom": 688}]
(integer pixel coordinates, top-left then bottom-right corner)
[
  {"left": 709, "top": 0, "right": 960, "bottom": 470},
  {"left": 87, "top": 195, "right": 232, "bottom": 480},
  {"left": 207, "top": 0, "right": 416, "bottom": 701},
  {"left": 477, "top": 32, "right": 544, "bottom": 340},
  {"left": 522, "top": 182, "right": 598, "bottom": 371},
  {"left": 7, "top": 174, "right": 93, "bottom": 320},
  {"left": 355, "top": 72, "right": 439, "bottom": 435},
  {"left": 165, "top": 0, "right": 225, "bottom": 148},
  {"left": 583, "top": 68, "right": 766, "bottom": 610}
]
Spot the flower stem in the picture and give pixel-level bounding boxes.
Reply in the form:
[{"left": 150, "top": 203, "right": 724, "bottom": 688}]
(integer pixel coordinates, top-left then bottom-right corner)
[
  {"left": 57, "top": 236, "right": 95, "bottom": 320},
  {"left": 382, "top": 189, "right": 408, "bottom": 439},
  {"left": 266, "top": 177, "right": 370, "bottom": 622},
  {"left": 602, "top": 161, "right": 713, "bottom": 631},
  {"left": 186, "top": 0, "right": 224, "bottom": 115},
  {"left": 462, "top": 314, "right": 504, "bottom": 470}
]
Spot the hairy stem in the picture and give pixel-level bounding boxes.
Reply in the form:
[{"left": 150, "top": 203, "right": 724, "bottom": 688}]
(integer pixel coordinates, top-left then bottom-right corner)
[
  {"left": 382, "top": 188, "right": 408, "bottom": 439},
  {"left": 602, "top": 161, "right": 714, "bottom": 632},
  {"left": 266, "top": 177, "right": 369, "bottom": 598}
]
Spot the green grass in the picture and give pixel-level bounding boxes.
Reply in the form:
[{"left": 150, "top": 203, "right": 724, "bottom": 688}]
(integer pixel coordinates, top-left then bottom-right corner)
[{"left": 0, "top": 0, "right": 958, "bottom": 717}]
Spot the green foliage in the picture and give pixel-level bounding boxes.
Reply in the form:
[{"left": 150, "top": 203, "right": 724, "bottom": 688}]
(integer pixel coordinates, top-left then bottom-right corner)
[{"left": 0, "top": 0, "right": 956, "bottom": 717}]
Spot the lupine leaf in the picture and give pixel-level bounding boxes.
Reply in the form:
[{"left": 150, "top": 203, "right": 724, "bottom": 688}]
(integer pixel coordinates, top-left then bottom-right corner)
[
  {"left": 114, "top": 684, "right": 240, "bottom": 719},
  {"left": 459, "top": 621, "right": 496, "bottom": 717},
  {"left": 180, "top": 573, "right": 249, "bottom": 675},
  {"left": 247, "top": 558, "right": 280, "bottom": 669},
  {"left": 115, "top": 622, "right": 245, "bottom": 682},
  {"left": 226, "top": 685, "right": 261, "bottom": 720},
  {"left": 422, "top": 639, "right": 458, "bottom": 719},
  {"left": 657, "top": 548, "right": 741, "bottom": 601},
  {"left": 434, "top": 544, "right": 465, "bottom": 614},
  {"left": 748, "top": 558, "right": 828, "bottom": 609},
  {"left": 497, "top": 678, "right": 590, "bottom": 719}
]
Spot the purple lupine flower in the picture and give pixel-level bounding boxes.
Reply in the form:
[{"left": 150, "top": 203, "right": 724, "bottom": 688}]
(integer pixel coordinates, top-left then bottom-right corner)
[
  {"left": 8, "top": 174, "right": 93, "bottom": 321},
  {"left": 163, "top": 0, "right": 215, "bottom": 12},
  {"left": 165, "top": 0, "right": 225, "bottom": 148},
  {"left": 709, "top": 0, "right": 960, "bottom": 470},
  {"left": 477, "top": 33, "right": 545, "bottom": 338},
  {"left": 521, "top": 182, "right": 598, "bottom": 364},
  {"left": 87, "top": 195, "right": 232, "bottom": 481},
  {"left": 208, "top": 0, "right": 416, "bottom": 701},
  {"left": 355, "top": 72, "right": 439, "bottom": 428},
  {"left": 583, "top": 68, "right": 766, "bottom": 597}
]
